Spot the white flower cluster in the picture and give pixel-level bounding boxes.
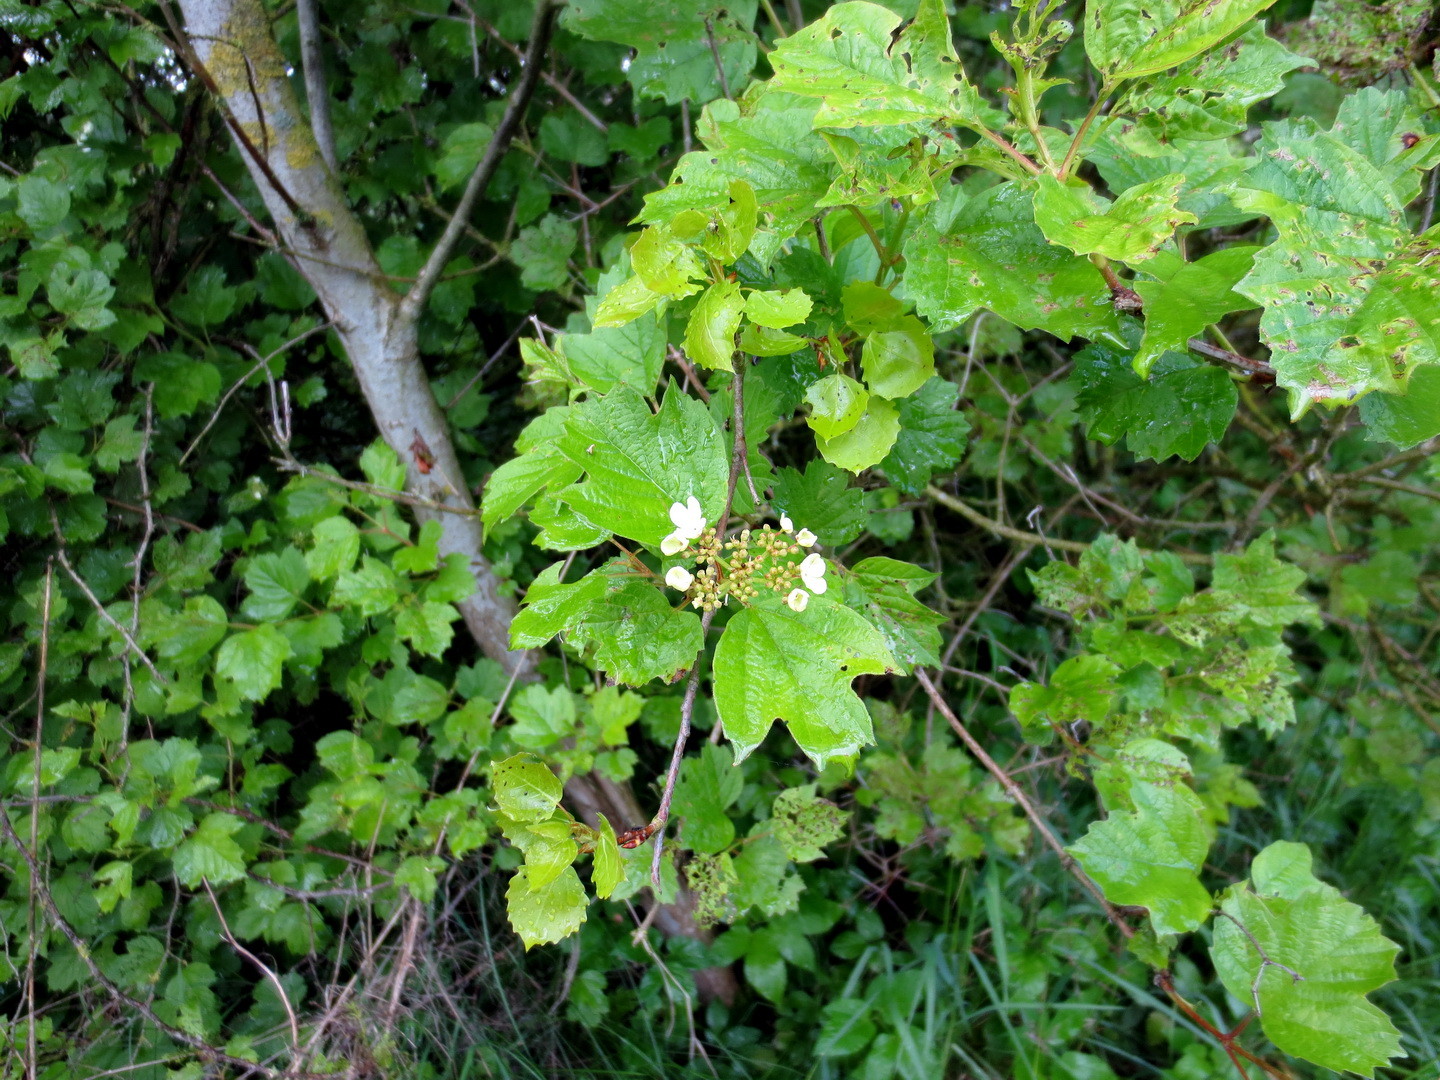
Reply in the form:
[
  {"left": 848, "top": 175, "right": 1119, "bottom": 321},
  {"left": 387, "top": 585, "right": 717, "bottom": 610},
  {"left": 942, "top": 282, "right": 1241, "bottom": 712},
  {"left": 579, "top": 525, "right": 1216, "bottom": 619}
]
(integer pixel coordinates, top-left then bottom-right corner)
[{"left": 659, "top": 498, "right": 827, "bottom": 613}]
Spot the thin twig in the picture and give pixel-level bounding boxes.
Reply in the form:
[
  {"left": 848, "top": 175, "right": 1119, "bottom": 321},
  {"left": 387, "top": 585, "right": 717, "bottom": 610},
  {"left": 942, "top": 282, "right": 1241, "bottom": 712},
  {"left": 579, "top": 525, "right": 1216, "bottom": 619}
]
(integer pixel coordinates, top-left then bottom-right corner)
[
  {"left": 0, "top": 809, "right": 304, "bottom": 1078},
  {"left": 118, "top": 385, "right": 156, "bottom": 761},
  {"left": 53, "top": 549, "right": 167, "bottom": 685},
  {"left": 925, "top": 484, "right": 1211, "bottom": 565},
  {"left": 202, "top": 879, "right": 302, "bottom": 1054},
  {"left": 400, "top": 0, "right": 562, "bottom": 323},
  {"left": 180, "top": 322, "right": 332, "bottom": 465},
  {"left": 272, "top": 457, "right": 480, "bottom": 517},
  {"left": 703, "top": 17, "right": 732, "bottom": 100},
  {"left": 23, "top": 564, "right": 52, "bottom": 1078},
  {"left": 1186, "top": 337, "right": 1275, "bottom": 378},
  {"left": 473, "top": 14, "right": 608, "bottom": 133},
  {"left": 913, "top": 669, "right": 1135, "bottom": 939}
]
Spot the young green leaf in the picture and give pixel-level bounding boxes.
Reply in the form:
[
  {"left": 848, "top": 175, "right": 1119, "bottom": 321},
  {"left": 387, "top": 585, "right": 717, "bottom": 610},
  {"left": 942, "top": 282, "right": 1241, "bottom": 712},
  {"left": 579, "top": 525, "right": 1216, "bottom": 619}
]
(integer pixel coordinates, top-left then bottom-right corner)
[
  {"left": 860, "top": 320, "right": 935, "bottom": 399},
  {"left": 744, "top": 288, "right": 813, "bottom": 329},
  {"left": 492, "top": 754, "right": 564, "bottom": 823},
  {"left": 684, "top": 280, "right": 745, "bottom": 370},
  {"left": 815, "top": 398, "right": 900, "bottom": 473},
  {"left": 592, "top": 815, "right": 625, "bottom": 899},
  {"left": 506, "top": 865, "right": 588, "bottom": 950},
  {"left": 804, "top": 374, "right": 869, "bottom": 440}
]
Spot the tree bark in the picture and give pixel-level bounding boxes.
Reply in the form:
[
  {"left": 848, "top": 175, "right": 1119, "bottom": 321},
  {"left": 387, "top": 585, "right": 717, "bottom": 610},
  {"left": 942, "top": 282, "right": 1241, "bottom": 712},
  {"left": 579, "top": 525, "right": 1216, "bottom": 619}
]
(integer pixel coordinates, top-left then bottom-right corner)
[
  {"left": 173, "top": 0, "right": 526, "bottom": 673},
  {"left": 172, "top": 0, "right": 735, "bottom": 1001}
]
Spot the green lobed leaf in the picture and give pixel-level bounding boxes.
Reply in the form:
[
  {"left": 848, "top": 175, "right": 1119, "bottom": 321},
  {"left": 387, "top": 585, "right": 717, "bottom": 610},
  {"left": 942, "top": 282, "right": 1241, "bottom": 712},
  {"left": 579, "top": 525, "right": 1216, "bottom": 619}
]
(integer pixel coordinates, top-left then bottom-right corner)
[
  {"left": 171, "top": 812, "right": 247, "bottom": 887},
  {"left": 676, "top": 743, "right": 744, "bottom": 855},
  {"left": 713, "top": 592, "right": 897, "bottom": 769},
  {"left": 1338, "top": 223, "right": 1440, "bottom": 405},
  {"left": 1068, "top": 774, "right": 1213, "bottom": 936},
  {"left": 570, "top": 579, "right": 704, "bottom": 686},
  {"left": 903, "top": 183, "right": 1123, "bottom": 342},
  {"left": 214, "top": 625, "right": 291, "bottom": 703},
  {"left": 510, "top": 562, "right": 611, "bottom": 650},
  {"left": 843, "top": 556, "right": 944, "bottom": 672},
  {"left": 510, "top": 214, "right": 577, "bottom": 292},
  {"left": 482, "top": 409, "right": 584, "bottom": 532},
  {"left": 1011, "top": 654, "right": 1122, "bottom": 740},
  {"left": 555, "top": 384, "right": 729, "bottom": 549},
  {"left": 1033, "top": 173, "right": 1197, "bottom": 265},
  {"left": 1084, "top": 0, "right": 1281, "bottom": 81},
  {"left": 306, "top": 516, "right": 361, "bottom": 581},
  {"left": 769, "top": 460, "right": 868, "bottom": 546},
  {"left": 769, "top": 0, "right": 991, "bottom": 135},
  {"left": 1132, "top": 247, "right": 1257, "bottom": 376},
  {"left": 1074, "top": 344, "right": 1238, "bottom": 462},
  {"left": 1212, "top": 841, "right": 1402, "bottom": 1077},
  {"left": 1230, "top": 118, "right": 1409, "bottom": 413},
  {"left": 241, "top": 548, "right": 310, "bottom": 621},
  {"left": 631, "top": 225, "right": 706, "bottom": 299}
]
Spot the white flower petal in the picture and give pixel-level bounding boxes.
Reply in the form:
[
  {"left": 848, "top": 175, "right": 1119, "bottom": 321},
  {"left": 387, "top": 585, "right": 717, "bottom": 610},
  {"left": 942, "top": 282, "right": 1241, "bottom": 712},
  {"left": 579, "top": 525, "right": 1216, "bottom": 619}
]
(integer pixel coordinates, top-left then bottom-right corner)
[
  {"left": 795, "top": 528, "right": 817, "bottom": 548},
  {"left": 800, "top": 552, "right": 828, "bottom": 594},
  {"left": 779, "top": 513, "right": 794, "bottom": 534},
  {"left": 665, "top": 566, "right": 694, "bottom": 591},
  {"left": 785, "top": 588, "right": 809, "bottom": 612},
  {"left": 669, "top": 496, "right": 707, "bottom": 540},
  {"left": 660, "top": 531, "right": 688, "bottom": 556}
]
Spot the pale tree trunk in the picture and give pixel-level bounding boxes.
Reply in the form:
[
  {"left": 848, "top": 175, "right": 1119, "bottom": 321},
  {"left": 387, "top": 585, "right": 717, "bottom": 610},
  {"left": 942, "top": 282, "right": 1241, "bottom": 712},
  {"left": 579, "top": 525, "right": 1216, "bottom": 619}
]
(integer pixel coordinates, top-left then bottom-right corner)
[
  {"left": 171, "top": 0, "right": 733, "bottom": 1001},
  {"left": 172, "top": 0, "right": 524, "bottom": 669}
]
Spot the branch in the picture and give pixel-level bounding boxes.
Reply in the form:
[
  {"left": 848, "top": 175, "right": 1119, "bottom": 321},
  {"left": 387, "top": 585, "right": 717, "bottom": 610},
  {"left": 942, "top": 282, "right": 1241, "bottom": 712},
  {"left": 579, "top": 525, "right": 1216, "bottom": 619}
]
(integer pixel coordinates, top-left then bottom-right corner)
[
  {"left": 399, "top": 0, "right": 562, "bottom": 323},
  {"left": 926, "top": 484, "right": 1212, "bottom": 565},
  {"left": 913, "top": 669, "right": 1135, "bottom": 940},
  {"left": 473, "top": 13, "right": 608, "bottom": 133},
  {"left": 295, "top": 0, "right": 337, "bottom": 171},
  {"left": 1186, "top": 337, "right": 1276, "bottom": 379}
]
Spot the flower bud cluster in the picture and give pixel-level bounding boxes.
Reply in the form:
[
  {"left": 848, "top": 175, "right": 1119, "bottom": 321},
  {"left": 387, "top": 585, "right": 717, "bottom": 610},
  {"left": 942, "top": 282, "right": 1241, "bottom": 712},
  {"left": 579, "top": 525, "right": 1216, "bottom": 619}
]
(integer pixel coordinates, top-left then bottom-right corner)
[{"left": 659, "top": 500, "right": 828, "bottom": 613}]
